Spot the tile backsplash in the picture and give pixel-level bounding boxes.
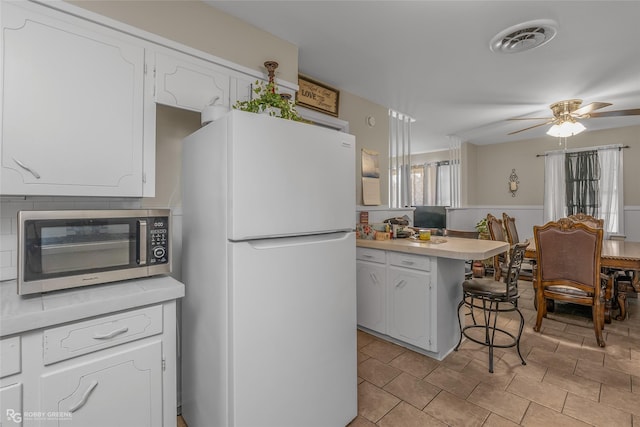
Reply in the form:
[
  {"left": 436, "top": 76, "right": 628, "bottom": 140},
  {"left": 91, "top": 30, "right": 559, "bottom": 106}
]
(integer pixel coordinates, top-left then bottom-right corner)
[{"left": 0, "top": 196, "right": 144, "bottom": 281}]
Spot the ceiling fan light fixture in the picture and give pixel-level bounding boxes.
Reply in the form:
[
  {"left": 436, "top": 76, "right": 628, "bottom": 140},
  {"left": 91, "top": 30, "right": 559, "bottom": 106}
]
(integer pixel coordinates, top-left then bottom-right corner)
[{"left": 546, "top": 121, "right": 586, "bottom": 138}]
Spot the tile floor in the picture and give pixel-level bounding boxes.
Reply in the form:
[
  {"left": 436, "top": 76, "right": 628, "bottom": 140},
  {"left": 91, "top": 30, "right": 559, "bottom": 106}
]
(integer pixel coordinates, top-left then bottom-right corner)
[
  {"left": 179, "top": 282, "right": 639, "bottom": 427},
  {"left": 350, "top": 282, "right": 640, "bottom": 427}
]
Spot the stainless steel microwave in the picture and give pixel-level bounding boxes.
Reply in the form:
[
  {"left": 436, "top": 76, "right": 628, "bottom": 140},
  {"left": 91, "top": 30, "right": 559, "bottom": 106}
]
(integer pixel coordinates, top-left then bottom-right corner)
[{"left": 17, "top": 209, "right": 171, "bottom": 295}]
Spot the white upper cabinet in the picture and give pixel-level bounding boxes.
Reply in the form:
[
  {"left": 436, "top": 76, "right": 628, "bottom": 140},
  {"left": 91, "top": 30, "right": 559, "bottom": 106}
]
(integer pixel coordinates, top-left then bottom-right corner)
[
  {"left": 0, "top": 1, "right": 150, "bottom": 197},
  {"left": 230, "top": 75, "right": 255, "bottom": 107},
  {"left": 155, "top": 51, "right": 230, "bottom": 111}
]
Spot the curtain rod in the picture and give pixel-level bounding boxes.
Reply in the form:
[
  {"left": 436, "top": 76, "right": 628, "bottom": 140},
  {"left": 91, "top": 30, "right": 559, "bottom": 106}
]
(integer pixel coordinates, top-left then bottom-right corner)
[{"left": 535, "top": 145, "right": 629, "bottom": 157}]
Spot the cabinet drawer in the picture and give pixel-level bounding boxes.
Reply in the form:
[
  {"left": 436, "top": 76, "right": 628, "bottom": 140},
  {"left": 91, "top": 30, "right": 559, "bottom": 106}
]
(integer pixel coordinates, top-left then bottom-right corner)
[
  {"left": 43, "top": 305, "right": 163, "bottom": 365},
  {"left": 389, "top": 252, "right": 431, "bottom": 271},
  {"left": 356, "top": 248, "right": 386, "bottom": 263},
  {"left": 0, "top": 337, "right": 21, "bottom": 378}
]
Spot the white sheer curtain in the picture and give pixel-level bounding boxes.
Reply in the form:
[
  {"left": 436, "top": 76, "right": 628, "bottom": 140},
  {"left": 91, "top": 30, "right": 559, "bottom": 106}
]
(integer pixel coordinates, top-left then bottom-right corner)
[
  {"left": 543, "top": 144, "right": 624, "bottom": 235},
  {"left": 543, "top": 151, "right": 566, "bottom": 223},
  {"left": 436, "top": 163, "right": 451, "bottom": 206},
  {"left": 598, "top": 147, "right": 624, "bottom": 235},
  {"left": 423, "top": 163, "right": 437, "bottom": 205}
]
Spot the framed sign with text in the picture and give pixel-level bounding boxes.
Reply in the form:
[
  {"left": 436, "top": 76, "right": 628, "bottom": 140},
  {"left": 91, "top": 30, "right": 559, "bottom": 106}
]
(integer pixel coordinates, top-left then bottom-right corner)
[{"left": 296, "top": 75, "right": 340, "bottom": 117}]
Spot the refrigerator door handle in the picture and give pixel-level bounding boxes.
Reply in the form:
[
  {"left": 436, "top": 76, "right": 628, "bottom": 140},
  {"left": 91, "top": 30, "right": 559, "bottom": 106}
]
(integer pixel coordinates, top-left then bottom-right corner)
[{"left": 244, "top": 232, "right": 352, "bottom": 250}]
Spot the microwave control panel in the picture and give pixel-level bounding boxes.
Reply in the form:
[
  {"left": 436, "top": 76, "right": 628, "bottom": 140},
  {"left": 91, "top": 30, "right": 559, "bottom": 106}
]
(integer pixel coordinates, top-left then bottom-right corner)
[{"left": 149, "top": 217, "right": 169, "bottom": 264}]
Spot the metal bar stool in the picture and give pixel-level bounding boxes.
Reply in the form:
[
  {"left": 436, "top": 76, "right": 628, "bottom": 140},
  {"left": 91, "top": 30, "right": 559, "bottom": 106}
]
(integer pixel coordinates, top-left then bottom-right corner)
[{"left": 454, "top": 241, "right": 529, "bottom": 373}]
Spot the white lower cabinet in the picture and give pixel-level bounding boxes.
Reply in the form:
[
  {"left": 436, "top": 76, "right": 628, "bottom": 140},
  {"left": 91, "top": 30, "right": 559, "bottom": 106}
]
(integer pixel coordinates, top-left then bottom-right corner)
[
  {"left": 1, "top": 383, "right": 23, "bottom": 426},
  {"left": 0, "top": 302, "right": 177, "bottom": 427},
  {"left": 40, "top": 341, "right": 162, "bottom": 427},
  {"left": 387, "top": 266, "right": 434, "bottom": 351},
  {"left": 356, "top": 248, "right": 450, "bottom": 356},
  {"left": 356, "top": 248, "right": 387, "bottom": 334}
]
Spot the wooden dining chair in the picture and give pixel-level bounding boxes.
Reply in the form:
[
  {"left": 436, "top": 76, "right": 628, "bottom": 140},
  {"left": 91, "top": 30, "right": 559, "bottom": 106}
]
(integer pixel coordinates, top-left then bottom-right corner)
[
  {"left": 486, "top": 214, "right": 507, "bottom": 281},
  {"left": 443, "top": 229, "right": 480, "bottom": 239},
  {"left": 567, "top": 213, "right": 604, "bottom": 229},
  {"left": 533, "top": 218, "right": 608, "bottom": 347},
  {"left": 502, "top": 213, "right": 534, "bottom": 283},
  {"left": 566, "top": 213, "right": 616, "bottom": 322}
]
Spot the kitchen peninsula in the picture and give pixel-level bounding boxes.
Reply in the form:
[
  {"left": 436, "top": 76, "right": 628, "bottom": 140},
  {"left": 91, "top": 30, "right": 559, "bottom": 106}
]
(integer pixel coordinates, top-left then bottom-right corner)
[{"left": 356, "top": 236, "right": 508, "bottom": 360}]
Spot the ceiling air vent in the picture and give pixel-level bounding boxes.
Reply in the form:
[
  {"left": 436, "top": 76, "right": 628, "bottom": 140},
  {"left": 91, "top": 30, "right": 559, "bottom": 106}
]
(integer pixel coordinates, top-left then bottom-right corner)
[{"left": 490, "top": 19, "right": 558, "bottom": 54}]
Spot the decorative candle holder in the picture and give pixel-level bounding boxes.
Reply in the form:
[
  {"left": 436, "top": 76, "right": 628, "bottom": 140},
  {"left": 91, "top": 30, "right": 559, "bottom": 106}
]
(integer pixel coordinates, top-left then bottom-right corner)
[{"left": 509, "top": 169, "right": 519, "bottom": 197}]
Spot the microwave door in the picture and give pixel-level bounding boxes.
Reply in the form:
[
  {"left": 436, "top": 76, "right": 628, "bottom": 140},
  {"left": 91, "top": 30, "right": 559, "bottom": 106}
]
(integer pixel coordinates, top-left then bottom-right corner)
[
  {"left": 40, "top": 239, "right": 132, "bottom": 274},
  {"left": 25, "top": 220, "right": 138, "bottom": 282}
]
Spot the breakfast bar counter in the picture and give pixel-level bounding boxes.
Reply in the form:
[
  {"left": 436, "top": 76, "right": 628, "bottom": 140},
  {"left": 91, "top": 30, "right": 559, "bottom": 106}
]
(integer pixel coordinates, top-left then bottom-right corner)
[
  {"left": 356, "top": 236, "right": 508, "bottom": 360},
  {"left": 356, "top": 236, "right": 509, "bottom": 260}
]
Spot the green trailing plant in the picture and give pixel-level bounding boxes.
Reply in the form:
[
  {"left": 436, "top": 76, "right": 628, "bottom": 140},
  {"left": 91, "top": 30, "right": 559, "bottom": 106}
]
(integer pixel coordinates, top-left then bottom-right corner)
[
  {"left": 233, "top": 80, "right": 304, "bottom": 121},
  {"left": 475, "top": 218, "right": 488, "bottom": 235}
]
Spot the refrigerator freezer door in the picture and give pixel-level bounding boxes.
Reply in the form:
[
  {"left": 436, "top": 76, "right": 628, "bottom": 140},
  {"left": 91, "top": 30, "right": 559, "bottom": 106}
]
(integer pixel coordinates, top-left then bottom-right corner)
[
  {"left": 229, "top": 232, "right": 357, "bottom": 427},
  {"left": 227, "top": 110, "right": 355, "bottom": 241}
]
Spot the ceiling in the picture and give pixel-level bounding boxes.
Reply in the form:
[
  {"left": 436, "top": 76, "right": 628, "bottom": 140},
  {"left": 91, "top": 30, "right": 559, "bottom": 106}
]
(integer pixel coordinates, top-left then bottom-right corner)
[{"left": 205, "top": 1, "right": 640, "bottom": 153}]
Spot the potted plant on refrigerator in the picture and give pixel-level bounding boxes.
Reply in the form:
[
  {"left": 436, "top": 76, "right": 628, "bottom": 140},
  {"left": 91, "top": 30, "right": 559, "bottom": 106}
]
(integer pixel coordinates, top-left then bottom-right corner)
[{"left": 233, "top": 80, "right": 304, "bottom": 122}]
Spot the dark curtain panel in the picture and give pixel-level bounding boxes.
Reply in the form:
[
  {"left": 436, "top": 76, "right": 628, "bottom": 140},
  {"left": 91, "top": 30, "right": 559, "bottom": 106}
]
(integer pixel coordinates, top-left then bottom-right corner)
[{"left": 565, "top": 150, "right": 599, "bottom": 216}]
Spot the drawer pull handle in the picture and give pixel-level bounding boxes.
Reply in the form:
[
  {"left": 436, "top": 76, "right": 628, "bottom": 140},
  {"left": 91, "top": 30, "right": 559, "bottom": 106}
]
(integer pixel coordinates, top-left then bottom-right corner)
[
  {"left": 93, "top": 327, "right": 129, "bottom": 340},
  {"left": 69, "top": 380, "right": 98, "bottom": 413},
  {"left": 401, "top": 260, "right": 415, "bottom": 265},
  {"left": 13, "top": 158, "right": 41, "bottom": 179},
  {"left": 369, "top": 272, "right": 379, "bottom": 284},
  {"left": 363, "top": 254, "right": 374, "bottom": 258}
]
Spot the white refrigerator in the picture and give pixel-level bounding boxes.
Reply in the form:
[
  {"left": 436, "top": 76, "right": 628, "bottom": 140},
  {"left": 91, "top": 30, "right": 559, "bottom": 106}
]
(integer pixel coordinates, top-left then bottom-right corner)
[{"left": 181, "top": 110, "right": 357, "bottom": 427}]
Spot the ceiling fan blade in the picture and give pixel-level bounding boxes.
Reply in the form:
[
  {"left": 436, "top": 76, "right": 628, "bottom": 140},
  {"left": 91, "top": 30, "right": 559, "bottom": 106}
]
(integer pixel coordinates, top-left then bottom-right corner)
[
  {"left": 508, "top": 120, "right": 554, "bottom": 135},
  {"left": 507, "top": 117, "right": 553, "bottom": 121},
  {"left": 571, "top": 102, "right": 612, "bottom": 117},
  {"left": 588, "top": 108, "right": 640, "bottom": 118}
]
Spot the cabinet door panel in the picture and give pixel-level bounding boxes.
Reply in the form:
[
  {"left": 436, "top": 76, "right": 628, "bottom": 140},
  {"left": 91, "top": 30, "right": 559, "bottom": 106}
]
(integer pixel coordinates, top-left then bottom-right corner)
[
  {"left": 1, "top": 2, "right": 144, "bottom": 196},
  {"left": 356, "top": 261, "right": 386, "bottom": 333},
  {"left": 387, "top": 267, "right": 433, "bottom": 350},
  {"left": 40, "top": 341, "right": 162, "bottom": 427},
  {"left": 0, "top": 383, "right": 22, "bottom": 426},
  {"left": 230, "top": 75, "right": 254, "bottom": 106},
  {"left": 155, "top": 52, "right": 230, "bottom": 111}
]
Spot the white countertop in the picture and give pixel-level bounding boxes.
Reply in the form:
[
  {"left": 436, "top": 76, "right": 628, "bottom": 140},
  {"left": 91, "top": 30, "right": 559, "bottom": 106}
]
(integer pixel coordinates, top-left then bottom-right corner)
[
  {"left": 1, "top": 275, "right": 185, "bottom": 337},
  {"left": 356, "top": 236, "right": 509, "bottom": 260}
]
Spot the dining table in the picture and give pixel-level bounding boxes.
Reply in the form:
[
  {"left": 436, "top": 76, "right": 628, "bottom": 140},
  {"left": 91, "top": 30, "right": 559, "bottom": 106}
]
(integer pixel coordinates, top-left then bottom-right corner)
[{"left": 525, "top": 239, "right": 640, "bottom": 321}]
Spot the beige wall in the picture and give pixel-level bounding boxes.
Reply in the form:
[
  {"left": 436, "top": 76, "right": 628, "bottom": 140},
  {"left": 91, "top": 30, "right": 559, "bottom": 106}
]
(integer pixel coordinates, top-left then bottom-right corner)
[
  {"left": 69, "top": 0, "right": 298, "bottom": 83},
  {"left": 411, "top": 150, "right": 449, "bottom": 165},
  {"left": 467, "top": 125, "right": 640, "bottom": 206},
  {"left": 461, "top": 143, "right": 477, "bottom": 207},
  {"left": 141, "top": 105, "right": 201, "bottom": 209},
  {"left": 340, "top": 92, "right": 390, "bottom": 206}
]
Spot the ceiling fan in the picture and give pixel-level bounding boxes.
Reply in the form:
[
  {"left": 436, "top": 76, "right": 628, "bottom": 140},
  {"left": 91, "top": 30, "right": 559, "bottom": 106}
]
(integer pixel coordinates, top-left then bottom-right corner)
[{"left": 507, "top": 99, "right": 640, "bottom": 137}]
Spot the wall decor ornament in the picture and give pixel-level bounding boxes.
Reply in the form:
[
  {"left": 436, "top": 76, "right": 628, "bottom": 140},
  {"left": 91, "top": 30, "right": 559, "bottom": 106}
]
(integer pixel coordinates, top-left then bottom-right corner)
[
  {"left": 297, "top": 75, "right": 340, "bottom": 117},
  {"left": 509, "top": 169, "right": 519, "bottom": 197}
]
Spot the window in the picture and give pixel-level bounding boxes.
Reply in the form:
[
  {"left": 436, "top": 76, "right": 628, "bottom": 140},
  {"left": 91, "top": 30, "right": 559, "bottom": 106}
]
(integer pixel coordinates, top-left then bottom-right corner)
[
  {"left": 409, "top": 161, "right": 450, "bottom": 207},
  {"left": 565, "top": 150, "right": 599, "bottom": 216},
  {"left": 543, "top": 145, "right": 624, "bottom": 235}
]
